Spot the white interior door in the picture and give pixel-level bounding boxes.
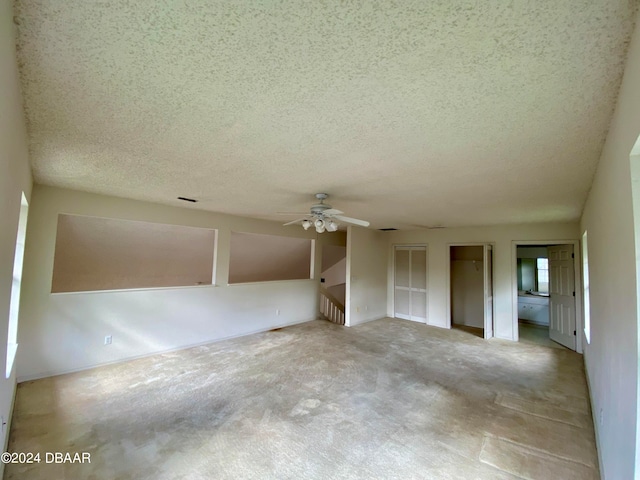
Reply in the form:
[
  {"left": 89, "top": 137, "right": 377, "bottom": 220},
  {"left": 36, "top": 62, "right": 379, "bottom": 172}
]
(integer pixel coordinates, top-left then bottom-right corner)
[
  {"left": 394, "top": 246, "right": 427, "bottom": 322},
  {"left": 483, "top": 244, "right": 494, "bottom": 339},
  {"left": 548, "top": 245, "right": 576, "bottom": 350}
]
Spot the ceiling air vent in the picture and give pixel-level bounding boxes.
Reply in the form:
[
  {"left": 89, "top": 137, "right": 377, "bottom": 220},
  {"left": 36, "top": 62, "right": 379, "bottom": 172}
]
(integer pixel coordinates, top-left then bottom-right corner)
[
  {"left": 378, "top": 228, "right": 397, "bottom": 231},
  {"left": 177, "top": 196, "right": 198, "bottom": 203}
]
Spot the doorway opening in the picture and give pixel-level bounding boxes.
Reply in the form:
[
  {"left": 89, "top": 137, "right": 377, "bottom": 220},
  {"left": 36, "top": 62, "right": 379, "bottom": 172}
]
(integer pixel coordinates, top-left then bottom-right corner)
[
  {"left": 513, "top": 242, "right": 581, "bottom": 352},
  {"left": 320, "top": 244, "right": 346, "bottom": 325},
  {"left": 448, "top": 244, "right": 493, "bottom": 339}
]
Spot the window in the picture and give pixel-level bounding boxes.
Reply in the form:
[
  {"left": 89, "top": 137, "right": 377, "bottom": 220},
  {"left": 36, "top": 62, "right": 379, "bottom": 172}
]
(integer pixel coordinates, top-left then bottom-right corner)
[
  {"left": 536, "top": 258, "right": 549, "bottom": 293},
  {"left": 7, "top": 193, "right": 29, "bottom": 378},
  {"left": 582, "top": 231, "right": 591, "bottom": 343}
]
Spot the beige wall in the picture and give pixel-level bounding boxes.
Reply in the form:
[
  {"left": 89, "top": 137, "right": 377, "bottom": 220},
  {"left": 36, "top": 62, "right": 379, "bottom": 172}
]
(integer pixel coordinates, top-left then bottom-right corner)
[
  {"left": 0, "top": 0, "right": 33, "bottom": 466},
  {"left": 385, "top": 223, "right": 579, "bottom": 338},
  {"left": 52, "top": 215, "right": 216, "bottom": 292},
  {"left": 346, "top": 226, "right": 388, "bottom": 326},
  {"left": 18, "top": 186, "right": 319, "bottom": 380},
  {"left": 320, "top": 243, "right": 347, "bottom": 306},
  {"left": 228, "top": 232, "right": 312, "bottom": 284},
  {"left": 322, "top": 257, "right": 346, "bottom": 287},
  {"left": 579, "top": 7, "right": 640, "bottom": 478}
]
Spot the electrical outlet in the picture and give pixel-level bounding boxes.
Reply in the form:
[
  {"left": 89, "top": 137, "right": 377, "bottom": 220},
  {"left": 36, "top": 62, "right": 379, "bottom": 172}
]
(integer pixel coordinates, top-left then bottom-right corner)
[
  {"left": 276, "top": 309, "right": 280, "bottom": 315},
  {"left": 356, "top": 306, "right": 360, "bottom": 313},
  {"left": 1, "top": 416, "right": 5, "bottom": 434},
  {"left": 104, "top": 335, "right": 112, "bottom": 346},
  {"left": 365, "top": 305, "right": 369, "bottom": 312}
]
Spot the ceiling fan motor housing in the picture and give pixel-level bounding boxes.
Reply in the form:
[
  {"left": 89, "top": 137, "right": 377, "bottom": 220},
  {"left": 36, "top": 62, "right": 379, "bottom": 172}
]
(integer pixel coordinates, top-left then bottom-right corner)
[
  {"left": 310, "top": 193, "right": 331, "bottom": 216},
  {"left": 282, "top": 193, "right": 369, "bottom": 229},
  {"left": 310, "top": 203, "right": 331, "bottom": 216}
]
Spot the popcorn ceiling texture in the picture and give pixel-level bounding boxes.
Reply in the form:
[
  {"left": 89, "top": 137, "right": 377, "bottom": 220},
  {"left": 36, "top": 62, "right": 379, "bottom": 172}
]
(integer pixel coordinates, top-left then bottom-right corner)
[{"left": 13, "top": 1, "right": 640, "bottom": 228}]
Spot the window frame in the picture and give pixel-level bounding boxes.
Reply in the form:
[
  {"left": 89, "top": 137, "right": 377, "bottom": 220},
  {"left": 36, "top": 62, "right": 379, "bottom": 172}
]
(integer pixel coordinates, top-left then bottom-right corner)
[{"left": 535, "top": 257, "right": 549, "bottom": 294}]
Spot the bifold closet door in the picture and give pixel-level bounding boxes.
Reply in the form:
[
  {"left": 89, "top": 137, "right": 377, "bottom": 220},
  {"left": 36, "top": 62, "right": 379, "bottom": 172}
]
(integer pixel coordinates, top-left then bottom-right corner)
[
  {"left": 394, "top": 248, "right": 411, "bottom": 319},
  {"left": 394, "top": 246, "right": 427, "bottom": 322},
  {"left": 410, "top": 248, "right": 427, "bottom": 321}
]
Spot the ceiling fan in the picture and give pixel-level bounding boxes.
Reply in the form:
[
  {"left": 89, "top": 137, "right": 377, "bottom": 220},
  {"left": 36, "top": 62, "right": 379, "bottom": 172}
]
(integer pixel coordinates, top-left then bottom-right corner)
[{"left": 281, "top": 193, "right": 370, "bottom": 233}]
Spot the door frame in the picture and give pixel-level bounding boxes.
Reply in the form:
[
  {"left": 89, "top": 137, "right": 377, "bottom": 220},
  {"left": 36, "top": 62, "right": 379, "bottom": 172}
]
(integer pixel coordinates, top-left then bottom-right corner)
[
  {"left": 483, "top": 244, "right": 494, "bottom": 339},
  {"left": 391, "top": 244, "right": 428, "bottom": 324},
  {"left": 446, "top": 242, "right": 495, "bottom": 334},
  {"left": 511, "top": 240, "right": 583, "bottom": 353}
]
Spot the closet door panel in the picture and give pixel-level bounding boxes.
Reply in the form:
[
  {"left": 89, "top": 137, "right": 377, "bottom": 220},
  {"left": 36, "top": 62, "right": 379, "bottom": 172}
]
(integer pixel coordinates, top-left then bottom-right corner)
[
  {"left": 395, "top": 288, "right": 410, "bottom": 318},
  {"left": 411, "top": 291, "right": 427, "bottom": 320},
  {"left": 411, "top": 248, "right": 427, "bottom": 290},
  {"left": 395, "top": 249, "right": 411, "bottom": 288}
]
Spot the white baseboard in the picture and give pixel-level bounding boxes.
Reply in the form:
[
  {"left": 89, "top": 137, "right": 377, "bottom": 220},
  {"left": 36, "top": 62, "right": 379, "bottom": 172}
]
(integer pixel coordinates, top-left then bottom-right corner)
[{"left": 583, "top": 354, "right": 604, "bottom": 479}]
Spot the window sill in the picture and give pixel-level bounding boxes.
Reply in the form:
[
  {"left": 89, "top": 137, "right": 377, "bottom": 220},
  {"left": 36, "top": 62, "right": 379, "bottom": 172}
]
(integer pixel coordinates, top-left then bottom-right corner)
[{"left": 50, "top": 284, "right": 217, "bottom": 295}]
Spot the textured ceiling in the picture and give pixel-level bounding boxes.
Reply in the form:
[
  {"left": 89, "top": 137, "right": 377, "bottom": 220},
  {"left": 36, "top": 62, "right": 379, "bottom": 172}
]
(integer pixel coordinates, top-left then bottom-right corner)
[{"left": 14, "top": 0, "right": 639, "bottom": 229}]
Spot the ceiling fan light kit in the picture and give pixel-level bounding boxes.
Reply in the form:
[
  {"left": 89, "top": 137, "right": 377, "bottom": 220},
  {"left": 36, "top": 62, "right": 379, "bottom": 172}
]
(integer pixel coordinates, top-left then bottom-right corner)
[{"left": 282, "top": 193, "right": 370, "bottom": 233}]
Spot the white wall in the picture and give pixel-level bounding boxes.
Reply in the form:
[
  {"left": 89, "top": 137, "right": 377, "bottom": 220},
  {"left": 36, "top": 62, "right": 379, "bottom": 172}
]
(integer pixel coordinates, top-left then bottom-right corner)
[
  {"left": 322, "top": 257, "right": 346, "bottom": 305},
  {"left": 322, "top": 257, "right": 346, "bottom": 288},
  {"left": 0, "top": 0, "right": 33, "bottom": 470},
  {"left": 385, "top": 223, "right": 579, "bottom": 339},
  {"left": 17, "top": 186, "right": 319, "bottom": 381},
  {"left": 579, "top": 7, "right": 640, "bottom": 479},
  {"left": 633, "top": 145, "right": 640, "bottom": 480},
  {"left": 346, "top": 226, "right": 387, "bottom": 326}
]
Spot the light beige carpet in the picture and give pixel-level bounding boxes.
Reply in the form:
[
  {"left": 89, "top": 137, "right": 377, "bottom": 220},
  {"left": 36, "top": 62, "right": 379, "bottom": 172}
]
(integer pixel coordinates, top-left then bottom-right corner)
[{"left": 6, "top": 318, "right": 599, "bottom": 479}]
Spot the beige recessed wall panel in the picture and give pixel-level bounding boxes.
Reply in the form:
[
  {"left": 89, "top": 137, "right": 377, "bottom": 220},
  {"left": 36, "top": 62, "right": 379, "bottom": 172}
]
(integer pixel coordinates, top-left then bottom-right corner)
[
  {"left": 228, "top": 232, "right": 312, "bottom": 284},
  {"left": 51, "top": 215, "right": 215, "bottom": 293}
]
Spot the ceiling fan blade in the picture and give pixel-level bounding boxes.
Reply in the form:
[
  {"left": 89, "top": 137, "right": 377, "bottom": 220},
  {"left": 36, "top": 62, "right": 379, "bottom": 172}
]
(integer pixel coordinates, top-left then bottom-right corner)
[
  {"left": 332, "top": 215, "right": 370, "bottom": 227},
  {"left": 323, "top": 208, "right": 344, "bottom": 216},
  {"left": 283, "top": 217, "right": 308, "bottom": 226},
  {"left": 277, "top": 212, "right": 311, "bottom": 216}
]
